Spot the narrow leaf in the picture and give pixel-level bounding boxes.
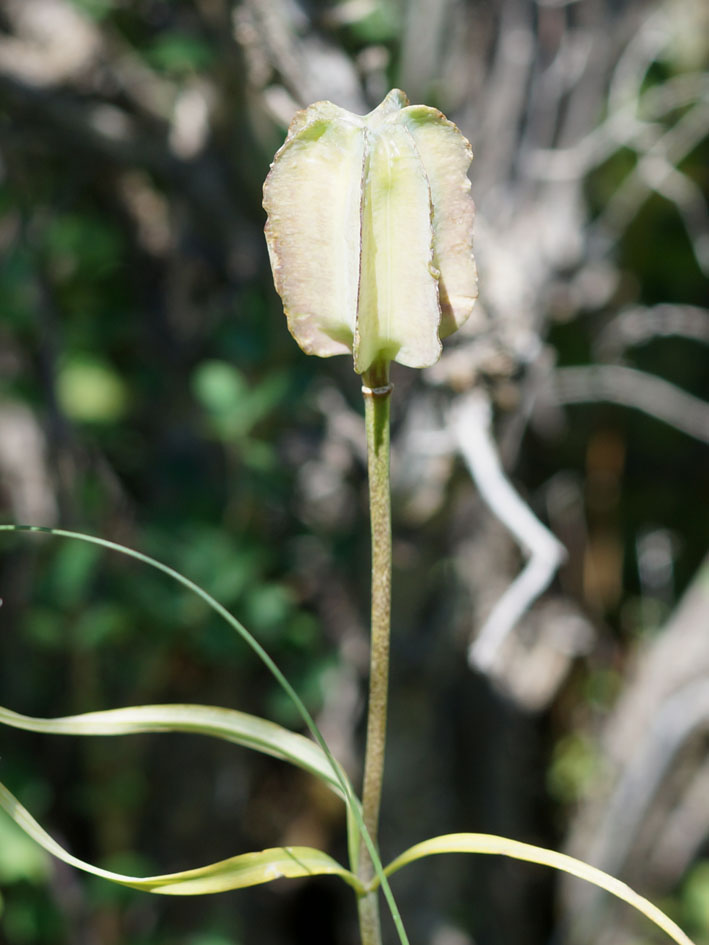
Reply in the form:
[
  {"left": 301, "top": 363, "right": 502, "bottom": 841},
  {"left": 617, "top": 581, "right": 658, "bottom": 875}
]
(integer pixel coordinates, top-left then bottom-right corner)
[
  {"left": 0, "top": 524, "right": 409, "bottom": 945},
  {"left": 0, "top": 704, "right": 346, "bottom": 798},
  {"left": 0, "top": 781, "right": 362, "bottom": 895},
  {"left": 0, "top": 525, "right": 352, "bottom": 801},
  {"left": 377, "top": 833, "right": 694, "bottom": 945}
]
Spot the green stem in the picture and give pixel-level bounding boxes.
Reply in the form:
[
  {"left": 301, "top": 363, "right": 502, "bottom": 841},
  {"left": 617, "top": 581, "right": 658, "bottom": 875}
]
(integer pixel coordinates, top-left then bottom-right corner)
[
  {"left": 357, "top": 362, "right": 392, "bottom": 945},
  {"left": 358, "top": 889, "right": 383, "bottom": 945}
]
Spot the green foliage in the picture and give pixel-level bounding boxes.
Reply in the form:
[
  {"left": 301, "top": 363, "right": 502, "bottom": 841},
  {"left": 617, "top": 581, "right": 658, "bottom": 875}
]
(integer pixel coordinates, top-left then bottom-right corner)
[
  {"left": 0, "top": 248, "right": 37, "bottom": 336},
  {"left": 44, "top": 215, "right": 124, "bottom": 282},
  {"left": 547, "top": 733, "right": 599, "bottom": 805},
  {"left": 66, "top": 0, "right": 116, "bottom": 21},
  {"left": 341, "top": 0, "right": 401, "bottom": 43},
  {"left": 681, "top": 861, "right": 709, "bottom": 942},
  {"left": 191, "top": 361, "right": 290, "bottom": 446},
  {"left": 146, "top": 34, "right": 215, "bottom": 76},
  {"left": 0, "top": 819, "right": 49, "bottom": 886},
  {"left": 189, "top": 935, "right": 240, "bottom": 945},
  {"left": 58, "top": 357, "right": 129, "bottom": 425}
]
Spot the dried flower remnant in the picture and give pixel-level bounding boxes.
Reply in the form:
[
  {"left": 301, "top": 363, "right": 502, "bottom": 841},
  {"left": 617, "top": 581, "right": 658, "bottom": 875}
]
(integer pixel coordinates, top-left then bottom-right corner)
[{"left": 263, "top": 89, "right": 477, "bottom": 374}]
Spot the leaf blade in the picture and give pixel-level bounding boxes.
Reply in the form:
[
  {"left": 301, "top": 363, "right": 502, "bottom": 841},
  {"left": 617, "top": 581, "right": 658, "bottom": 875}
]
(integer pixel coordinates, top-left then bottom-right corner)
[
  {"left": 0, "top": 780, "right": 361, "bottom": 895},
  {"left": 0, "top": 703, "right": 346, "bottom": 798},
  {"left": 378, "top": 833, "right": 695, "bottom": 945},
  {"left": 0, "top": 524, "right": 410, "bottom": 945}
]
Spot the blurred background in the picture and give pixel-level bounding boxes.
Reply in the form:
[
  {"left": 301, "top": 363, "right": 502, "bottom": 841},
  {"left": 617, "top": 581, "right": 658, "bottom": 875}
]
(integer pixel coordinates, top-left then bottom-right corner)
[{"left": 0, "top": 0, "right": 708, "bottom": 943}]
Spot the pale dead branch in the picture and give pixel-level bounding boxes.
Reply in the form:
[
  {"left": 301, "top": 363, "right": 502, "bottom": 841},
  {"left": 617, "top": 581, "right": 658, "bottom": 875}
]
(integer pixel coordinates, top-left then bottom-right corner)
[
  {"left": 553, "top": 365, "right": 709, "bottom": 443},
  {"left": 562, "top": 558, "right": 709, "bottom": 940},
  {"left": 452, "top": 390, "right": 567, "bottom": 672},
  {"left": 596, "top": 303, "right": 709, "bottom": 357}
]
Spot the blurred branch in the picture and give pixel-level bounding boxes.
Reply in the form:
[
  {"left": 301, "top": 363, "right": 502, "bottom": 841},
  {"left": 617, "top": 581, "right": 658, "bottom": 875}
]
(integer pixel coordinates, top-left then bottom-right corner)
[
  {"left": 589, "top": 677, "right": 709, "bottom": 879},
  {"left": 242, "top": 0, "right": 314, "bottom": 105},
  {"left": 0, "top": 73, "right": 245, "bottom": 256},
  {"left": 399, "top": 0, "right": 452, "bottom": 103},
  {"left": 607, "top": 3, "right": 671, "bottom": 111},
  {"left": 0, "top": 0, "right": 100, "bottom": 87},
  {"left": 452, "top": 390, "right": 566, "bottom": 673},
  {"left": 652, "top": 756, "right": 709, "bottom": 883},
  {"left": 0, "top": 403, "right": 57, "bottom": 525},
  {"left": 553, "top": 365, "right": 709, "bottom": 443},
  {"left": 562, "top": 557, "right": 709, "bottom": 935},
  {"left": 239, "top": 0, "right": 365, "bottom": 114},
  {"left": 644, "top": 157, "right": 709, "bottom": 276},
  {"left": 596, "top": 303, "right": 709, "bottom": 358},
  {"left": 473, "top": 0, "right": 534, "bottom": 189},
  {"left": 592, "top": 100, "right": 709, "bottom": 272},
  {"left": 520, "top": 3, "right": 709, "bottom": 274}
]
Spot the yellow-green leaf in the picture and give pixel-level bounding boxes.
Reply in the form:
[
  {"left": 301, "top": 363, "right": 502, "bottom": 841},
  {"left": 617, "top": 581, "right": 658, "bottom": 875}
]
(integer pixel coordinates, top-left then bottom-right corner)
[
  {"left": 377, "top": 833, "right": 694, "bottom": 945},
  {"left": 0, "top": 703, "right": 348, "bottom": 799},
  {"left": 0, "top": 781, "right": 361, "bottom": 895}
]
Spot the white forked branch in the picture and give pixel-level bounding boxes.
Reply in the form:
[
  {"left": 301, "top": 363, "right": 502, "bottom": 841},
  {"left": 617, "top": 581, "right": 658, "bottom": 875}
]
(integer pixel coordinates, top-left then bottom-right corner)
[{"left": 451, "top": 391, "right": 566, "bottom": 672}]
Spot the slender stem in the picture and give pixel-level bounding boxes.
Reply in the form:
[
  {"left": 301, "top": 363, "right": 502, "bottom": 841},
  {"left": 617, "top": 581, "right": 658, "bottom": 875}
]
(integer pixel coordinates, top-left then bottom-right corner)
[
  {"left": 357, "top": 362, "right": 392, "bottom": 945},
  {"left": 358, "top": 890, "right": 383, "bottom": 945}
]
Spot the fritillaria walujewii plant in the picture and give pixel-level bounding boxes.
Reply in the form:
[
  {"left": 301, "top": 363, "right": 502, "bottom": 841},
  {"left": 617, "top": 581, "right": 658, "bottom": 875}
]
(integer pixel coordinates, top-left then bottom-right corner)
[{"left": 0, "top": 90, "right": 695, "bottom": 945}]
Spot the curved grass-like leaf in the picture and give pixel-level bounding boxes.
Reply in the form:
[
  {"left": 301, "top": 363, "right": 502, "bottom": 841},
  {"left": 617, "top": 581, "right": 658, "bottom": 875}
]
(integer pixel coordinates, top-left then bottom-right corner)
[
  {"left": 0, "top": 704, "right": 347, "bottom": 799},
  {"left": 377, "top": 833, "right": 694, "bottom": 945},
  {"left": 0, "top": 781, "right": 362, "bottom": 895},
  {"left": 0, "top": 524, "right": 410, "bottom": 945},
  {"left": 0, "top": 527, "right": 349, "bottom": 796}
]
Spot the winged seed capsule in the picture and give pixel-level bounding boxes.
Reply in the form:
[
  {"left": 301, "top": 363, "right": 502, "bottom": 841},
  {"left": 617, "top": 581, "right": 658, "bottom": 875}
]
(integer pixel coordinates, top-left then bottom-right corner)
[{"left": 263, "top": 89, "right": 477, "bottom": 374}]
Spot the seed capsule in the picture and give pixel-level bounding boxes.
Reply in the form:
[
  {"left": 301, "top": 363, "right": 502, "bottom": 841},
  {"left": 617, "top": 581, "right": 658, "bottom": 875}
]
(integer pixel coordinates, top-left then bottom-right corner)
[{"left": 263, "top": 89, "right": 477, "bottom": 374}]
